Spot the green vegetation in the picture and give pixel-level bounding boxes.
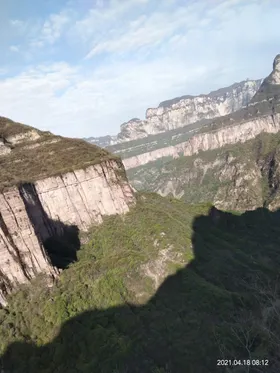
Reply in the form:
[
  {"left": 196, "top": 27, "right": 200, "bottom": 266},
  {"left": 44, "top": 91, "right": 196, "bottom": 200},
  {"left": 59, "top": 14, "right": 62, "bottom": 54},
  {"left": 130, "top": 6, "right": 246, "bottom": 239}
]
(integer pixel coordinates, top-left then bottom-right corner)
[
  {"left": 0, "top": 116, "right": 120, "bottom": 190},
  {"left": 129, "top": 131, "right": 280, "bottom": 211},
  {"left": 199, "top": 98, "right": 280, "bottom": 135},
  {"left": 107, "top": 119, "right": 207, "bottom": 158},
  {"left": 126, "top": 156, "right": 174, "bottom": 190},
  {"left": 107, "top": 84, "right": 278, "bottom": 160},
  {"left": 1, "top": 193, "right": 280, "bottom": 372}
]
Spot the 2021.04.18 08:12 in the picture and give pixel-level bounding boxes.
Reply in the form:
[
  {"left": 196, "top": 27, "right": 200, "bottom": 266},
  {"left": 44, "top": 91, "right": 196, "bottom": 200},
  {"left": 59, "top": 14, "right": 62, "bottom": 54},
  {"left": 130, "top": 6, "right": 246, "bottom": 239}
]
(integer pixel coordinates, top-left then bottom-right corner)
[{"left": 217, "top": 359, "right": 269, "bottom": 367}]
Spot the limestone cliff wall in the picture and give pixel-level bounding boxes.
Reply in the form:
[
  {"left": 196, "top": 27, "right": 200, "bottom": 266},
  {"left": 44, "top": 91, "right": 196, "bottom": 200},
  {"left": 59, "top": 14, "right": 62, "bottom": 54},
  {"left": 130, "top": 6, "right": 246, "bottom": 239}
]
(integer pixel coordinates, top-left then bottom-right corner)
[
  {"left": 32, "top": 160, "right": 135, "bottom": 232},
  {"left": 123, "top": 113, "right": 280, "bottom": 170},
  {"left": 0, "top": 188, "right": 57, "bottom": 306},
  {"left": 87, "top": 79, "right": 261, "bottom": 146},
  {"left": 141, "top": 80, "right": 260, "bottom": 135},
  {"left": 0, "top": 159, "right": 135, "bottom": 305}
]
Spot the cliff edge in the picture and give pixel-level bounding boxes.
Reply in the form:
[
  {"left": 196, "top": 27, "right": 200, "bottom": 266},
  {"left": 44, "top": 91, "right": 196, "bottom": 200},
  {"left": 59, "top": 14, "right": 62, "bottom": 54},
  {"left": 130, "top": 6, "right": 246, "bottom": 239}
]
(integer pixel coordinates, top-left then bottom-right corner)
[{"left": 0, "top": 117, "right": 135, "bottom": 305}]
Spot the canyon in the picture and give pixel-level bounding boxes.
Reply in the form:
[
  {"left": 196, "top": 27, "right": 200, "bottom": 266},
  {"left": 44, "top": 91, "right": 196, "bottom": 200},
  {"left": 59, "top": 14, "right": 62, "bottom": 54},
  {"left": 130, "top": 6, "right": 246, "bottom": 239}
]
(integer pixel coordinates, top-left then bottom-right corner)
[
  {"left": 97, "top": 54, "right": 280, "bottom": 214},
  {"left": 2, "top": 55, "right": 279, "bottom": 306},
  {"left": 127, "top": 129, "right": 280, "bottom": 212},
  {"left": 1, "top": 54, "right": 280, "bottom": 307}
]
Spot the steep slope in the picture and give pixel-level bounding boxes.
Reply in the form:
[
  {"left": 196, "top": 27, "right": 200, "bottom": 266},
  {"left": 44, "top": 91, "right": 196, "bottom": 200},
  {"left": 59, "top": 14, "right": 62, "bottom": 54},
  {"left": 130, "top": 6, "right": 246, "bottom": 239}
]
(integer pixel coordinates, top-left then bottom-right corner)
[
  {"left": 128, "top": 131, "right": 280, "bottom": 211},
  {"left": 86, "top": 79, "right": 261, "bottom": 147},
  {"left": 1, "top": 194, "right": 280, "bottom": 372},
  {"left": 123, "top": 108, "right": 280, "bottom": 170},
  {"left": 251, "top": 53, "right": 280, "bottom": 103},
  {"left": 0, "top": 116, "right": 135, "bottom": 305}
]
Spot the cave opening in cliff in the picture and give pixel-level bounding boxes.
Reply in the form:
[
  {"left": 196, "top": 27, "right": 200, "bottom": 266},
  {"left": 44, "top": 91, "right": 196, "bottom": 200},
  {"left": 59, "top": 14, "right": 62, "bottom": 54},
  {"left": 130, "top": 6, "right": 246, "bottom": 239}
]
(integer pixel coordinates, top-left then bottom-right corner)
[
  {"left": 43, "top": 224, "right": 80, "bottom": 269},
  {"left": 18, "top": 183, "right": 81, "bottom": 270}
]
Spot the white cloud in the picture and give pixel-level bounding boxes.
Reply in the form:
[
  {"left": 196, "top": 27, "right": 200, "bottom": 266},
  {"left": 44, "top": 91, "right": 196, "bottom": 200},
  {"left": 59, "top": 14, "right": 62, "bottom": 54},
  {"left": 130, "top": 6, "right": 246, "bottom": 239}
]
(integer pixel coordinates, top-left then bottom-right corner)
[
  {"left": 0, "top": 56, "right": 214, "bottom": 138},
  {"left": 9, "top": 12, "right": 71, "bottom": 53},
  {"left": 1, "top": 0, "right": 280, "bottom": 138},
  {"left": 81, "top": 2, "right": 204, "bottom": 59},
  {"left": 10, "top": 19, "right": 26, "bottom": 30},
  {"left": 9, "top": 18, "right": 41, "bottom": 39},
  {"left": 39, "top": 12, "right": 70, "bottom": 45},
  {"left": 9, "top": 45, "right": 19, "bottom": 52}
]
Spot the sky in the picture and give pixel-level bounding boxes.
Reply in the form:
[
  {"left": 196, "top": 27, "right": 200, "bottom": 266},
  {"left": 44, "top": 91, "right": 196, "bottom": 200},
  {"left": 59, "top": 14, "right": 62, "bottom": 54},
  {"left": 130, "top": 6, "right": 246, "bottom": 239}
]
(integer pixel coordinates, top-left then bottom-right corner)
[{"left": 0, "top": 0, "right": 279, "bottom": 138}]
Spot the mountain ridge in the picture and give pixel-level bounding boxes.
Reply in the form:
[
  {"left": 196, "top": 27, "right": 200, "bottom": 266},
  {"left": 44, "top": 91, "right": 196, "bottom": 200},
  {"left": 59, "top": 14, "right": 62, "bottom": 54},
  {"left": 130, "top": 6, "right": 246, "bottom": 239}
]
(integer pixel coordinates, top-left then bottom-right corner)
[
  {"left": 86, "top": 78, "right": 261, "bottom": 147},
  {"left": 126, "top": 54, "right": 280, "bottom": 212}
]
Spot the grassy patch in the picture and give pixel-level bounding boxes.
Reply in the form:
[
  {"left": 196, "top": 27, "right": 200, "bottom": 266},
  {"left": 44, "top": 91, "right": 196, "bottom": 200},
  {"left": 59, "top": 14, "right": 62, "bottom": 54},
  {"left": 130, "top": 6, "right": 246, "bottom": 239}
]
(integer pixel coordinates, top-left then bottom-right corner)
[
  {"left": 0, "top": 116, "right": 120, "bottom": 190},
  {"left": 0, "top": 116, "right": 35, "bottom": 137}
]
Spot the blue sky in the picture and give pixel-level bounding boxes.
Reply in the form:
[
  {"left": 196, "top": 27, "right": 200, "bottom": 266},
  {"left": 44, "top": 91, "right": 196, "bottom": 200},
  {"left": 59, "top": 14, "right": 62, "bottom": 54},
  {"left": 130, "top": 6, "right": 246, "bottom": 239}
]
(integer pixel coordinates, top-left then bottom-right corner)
[{"left": 0, "top": 0, "right": 279, "bottom": 138}]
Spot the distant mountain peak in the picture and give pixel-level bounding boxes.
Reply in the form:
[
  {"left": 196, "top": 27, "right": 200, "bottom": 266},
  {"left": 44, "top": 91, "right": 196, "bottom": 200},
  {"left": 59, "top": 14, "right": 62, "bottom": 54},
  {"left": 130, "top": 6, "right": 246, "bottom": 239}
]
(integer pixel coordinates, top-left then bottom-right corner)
[
  {"left": 251, "top": 53, "right": 280, "bottom": 103},
  {"left": 271, "top": 54, "right": 280, "bottom": 84}
]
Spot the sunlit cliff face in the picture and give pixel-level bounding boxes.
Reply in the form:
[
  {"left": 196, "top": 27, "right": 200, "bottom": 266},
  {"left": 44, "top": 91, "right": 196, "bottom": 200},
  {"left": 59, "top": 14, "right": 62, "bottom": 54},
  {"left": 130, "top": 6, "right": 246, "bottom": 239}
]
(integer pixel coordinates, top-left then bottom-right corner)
[{"left": 271, "top": 54, "right": 280, "bottom": 84}]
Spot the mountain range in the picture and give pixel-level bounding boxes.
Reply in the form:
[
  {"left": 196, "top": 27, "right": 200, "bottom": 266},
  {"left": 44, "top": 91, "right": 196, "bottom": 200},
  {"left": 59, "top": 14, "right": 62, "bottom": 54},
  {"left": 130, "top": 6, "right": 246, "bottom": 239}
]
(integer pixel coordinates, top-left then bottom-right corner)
[
  {"left": 86, "top": 54, "right": 280, "bottom": 214},
  {"left": 86, "top": 78, "right": 262, "bottom": 147}
]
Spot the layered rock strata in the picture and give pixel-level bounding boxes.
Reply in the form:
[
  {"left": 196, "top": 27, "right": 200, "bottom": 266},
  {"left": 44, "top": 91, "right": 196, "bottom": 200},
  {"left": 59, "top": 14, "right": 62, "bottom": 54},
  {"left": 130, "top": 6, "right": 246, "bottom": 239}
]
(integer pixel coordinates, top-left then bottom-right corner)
[
  {"left": 123, "top": 113, "right": 280, "bottom": 170},
  {"left": 0, "top": 117, "right": 135, "bottom": 305}
]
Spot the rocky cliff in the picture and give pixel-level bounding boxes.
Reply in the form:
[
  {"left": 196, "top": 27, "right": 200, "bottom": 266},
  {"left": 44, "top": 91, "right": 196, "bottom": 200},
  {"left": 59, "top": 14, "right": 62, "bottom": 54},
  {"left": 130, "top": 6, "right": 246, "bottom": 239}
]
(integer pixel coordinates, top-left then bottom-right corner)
[
  {"left": 87, "top": 79, "right": 261, "bottom": 147},
  {"left": 123, "top": 111, "right": 280, "bottom": 170},
  {"left": 127, "top": 54, "right": 280, "bottom": 212},
  {"left": 251, "top": 54, "right": 280, "bottom": 103},
  {"left": 127, "top": 131, "right": 280, "bottom": 211},
  {"left": 0, "top": 117, "right": 135, "bottom": 305}
]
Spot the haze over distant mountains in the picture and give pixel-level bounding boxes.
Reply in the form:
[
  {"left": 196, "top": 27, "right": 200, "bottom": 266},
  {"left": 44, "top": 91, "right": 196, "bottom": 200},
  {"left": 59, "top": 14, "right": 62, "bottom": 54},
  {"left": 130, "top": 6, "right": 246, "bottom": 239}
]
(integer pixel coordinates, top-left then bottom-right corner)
[
  {"left": 86, "top": 78, "right": 262, "bottom": 147},
  {"left": 85, "top": 54, "right": 280, "bottom": 213}
]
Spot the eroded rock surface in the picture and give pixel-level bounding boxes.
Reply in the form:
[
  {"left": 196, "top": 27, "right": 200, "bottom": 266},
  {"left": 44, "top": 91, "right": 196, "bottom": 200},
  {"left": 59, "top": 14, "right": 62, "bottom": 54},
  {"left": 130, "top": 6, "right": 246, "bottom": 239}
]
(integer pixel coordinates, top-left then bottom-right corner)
[
  {"left": 0, "top": 117, "right": 135, "bottom": 305},
  {"left": 123, "top": 113, "right": 280, "bottom": 169}
]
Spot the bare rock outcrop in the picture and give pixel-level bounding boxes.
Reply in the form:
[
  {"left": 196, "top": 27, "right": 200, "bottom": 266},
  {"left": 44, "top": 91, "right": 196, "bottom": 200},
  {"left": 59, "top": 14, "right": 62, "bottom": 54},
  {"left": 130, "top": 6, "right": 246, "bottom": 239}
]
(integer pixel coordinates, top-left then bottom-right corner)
[
  {"left": 251, "top": 54, "right": 280, "bottom": 103},
  {"left": 123, "top": 113, "right": 280, "bottom": 170},
  {"left": 0, "top": 188, "right": 57, "bottom": 306},
  {"left": 0, "top": 116, "right": 135, "bottom": 305},
  {"left": 121, "top": 54, "right": 280, "bottom": 172}
]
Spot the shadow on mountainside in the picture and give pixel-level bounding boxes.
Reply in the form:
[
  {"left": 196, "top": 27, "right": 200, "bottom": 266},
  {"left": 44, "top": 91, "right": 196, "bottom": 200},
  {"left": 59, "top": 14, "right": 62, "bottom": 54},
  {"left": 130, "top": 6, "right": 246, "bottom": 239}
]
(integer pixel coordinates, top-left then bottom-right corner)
[
  {"left": 43, "top": 223, "right": 80, "bottom": 269},
  {"left": 2, "top": 206, "right": 280, "bottom": 373},
  {"left": 19, "top": 183, "right": 81, "bottom": 269}
]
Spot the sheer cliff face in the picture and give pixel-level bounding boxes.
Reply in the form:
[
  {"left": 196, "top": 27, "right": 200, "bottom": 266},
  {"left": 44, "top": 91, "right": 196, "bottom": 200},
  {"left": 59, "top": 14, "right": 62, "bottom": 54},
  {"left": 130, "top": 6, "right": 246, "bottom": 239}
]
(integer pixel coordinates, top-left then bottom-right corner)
[
  {"left": 123, "top": 113, "right": 280, "bottom": 170},
  {"left": 87, "top": 79, "right": 261, "bottom": 147},
  {"left": 138, "top": 131, "right": 280, "bottom": 213},
  {"left": 251, "top": 54, "right": 280, "bottom": 103},
  {"left": 126, "top": 113, "right": 280, "bottom": 211},
  {"left": 123, "top": 55, "right": 280, "bottom": 172},
  {"left": 0, "top": 117, "right": 135, "bottom": 305},
  {"left": 0, "top": 188, "right": 57, "bottom": 306},
  {"left": 126, "top": 54, "right": 280, "bottom": 212},
  {"left": 128, "top": 80, "right": 261, "bottom": 139}
]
